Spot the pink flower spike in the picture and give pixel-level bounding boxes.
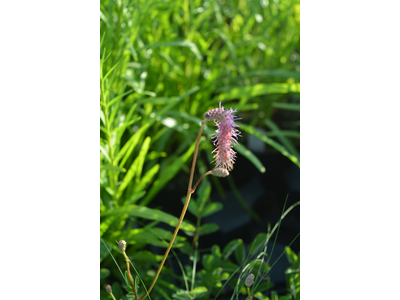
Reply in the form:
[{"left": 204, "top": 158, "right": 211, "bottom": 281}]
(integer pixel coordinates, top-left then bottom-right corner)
[{"left": 203, "top": 102, "right": 241, "bottom": 171}]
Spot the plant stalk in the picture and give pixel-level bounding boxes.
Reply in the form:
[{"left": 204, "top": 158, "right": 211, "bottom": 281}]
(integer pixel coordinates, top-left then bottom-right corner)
[
  {"left": 123, "top": 251, "right": 139, "bottom": 300},
  {"left": 139, "top": 124, "right": 205, "bottom": 299}
]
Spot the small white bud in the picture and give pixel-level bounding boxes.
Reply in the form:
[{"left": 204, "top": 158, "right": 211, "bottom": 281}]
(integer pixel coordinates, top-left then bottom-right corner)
[
  {"left": 105, "top": 284, "right": 112, "bottom": 294},
  {"left": 118, "top": 240, "right": 126, "bottom": 252},
  {"left": 211, "top": 168, "right": 229, "bottom": 177}
]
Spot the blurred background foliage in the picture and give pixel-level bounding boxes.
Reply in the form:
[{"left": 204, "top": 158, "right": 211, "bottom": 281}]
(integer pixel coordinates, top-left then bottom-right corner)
[{"left": 100, "top": 0, "right": 299, "bottom": 299}]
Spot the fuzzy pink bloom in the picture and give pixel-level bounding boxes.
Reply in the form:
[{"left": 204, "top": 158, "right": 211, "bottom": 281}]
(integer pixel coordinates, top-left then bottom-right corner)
[{"left": 203, "top": 102, "right": 241, "bottom": 171}]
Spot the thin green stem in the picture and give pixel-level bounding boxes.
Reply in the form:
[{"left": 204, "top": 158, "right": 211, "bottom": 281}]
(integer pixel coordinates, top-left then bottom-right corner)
[
  {"left": 109, "top": 292, "right": 117, "bottom": 300},
  {"left": 247, "top": 287, "right": 252, "bottom": 300},
  {"left": 139, "top": 124, "right": 205, "bottom": 300}
]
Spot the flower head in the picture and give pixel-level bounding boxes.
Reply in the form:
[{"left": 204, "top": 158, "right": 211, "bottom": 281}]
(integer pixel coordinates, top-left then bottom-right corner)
[
  {"left": 245, "top": 273, "right": 255, "bottom": 287},
  {"left": 203, "top": 102, "right": 241, "bottom": 171}
]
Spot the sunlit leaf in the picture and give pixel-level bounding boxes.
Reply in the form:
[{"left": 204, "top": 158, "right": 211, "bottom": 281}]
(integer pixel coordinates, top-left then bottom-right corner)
[{"left": 101, "top": 205, "right": 195, "bottom": 232}]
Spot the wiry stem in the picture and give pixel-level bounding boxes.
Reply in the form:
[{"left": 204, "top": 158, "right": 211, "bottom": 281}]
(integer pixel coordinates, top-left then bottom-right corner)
[
  {"left": 123, "top": 251, "right": 138, "bottom": 300},
  {"left": 139, "top": 124, "right": 205, "bottom": 300}
]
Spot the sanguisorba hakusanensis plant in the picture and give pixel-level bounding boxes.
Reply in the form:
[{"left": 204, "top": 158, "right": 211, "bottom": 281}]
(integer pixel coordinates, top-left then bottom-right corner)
[{"left": 131, "top": 102, "right": 241, "bottom": 299}]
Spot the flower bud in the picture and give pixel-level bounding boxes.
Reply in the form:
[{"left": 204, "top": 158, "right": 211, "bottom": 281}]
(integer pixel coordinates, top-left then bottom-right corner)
[
  {"left": 118, "top": 240, "right": 126, "bottom": 252},
  {"left": 245, "top": 273, "right": 254, "bottom": 287},
  {"left": 105, "top": 284, "right": 112, "bottom": 294},
  {"left": 211, "top": 168, "right": 229, "bottom": 177}
]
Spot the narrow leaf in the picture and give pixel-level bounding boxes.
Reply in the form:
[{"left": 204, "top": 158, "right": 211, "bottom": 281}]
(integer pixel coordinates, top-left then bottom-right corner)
[
  {"left": 234, "top": 143, "right": 266, "bottom": 173},
  {"left": 239, "top": 123, "right": 300, "bottom": 167},
  {"left": 117, "top": 136, "right": 151, "bottom": 198},
  {"left": 100, "top": 165, "right": 126, "bottom": 172},
  {"left": 141, "top": 140, "right": 197, "bottom": 206},
  {"left": 215, "top": 83, "right": 300, "bottom": 101},
  {"left": 101, "top": 205, "right": 196, "bottom": 232}
]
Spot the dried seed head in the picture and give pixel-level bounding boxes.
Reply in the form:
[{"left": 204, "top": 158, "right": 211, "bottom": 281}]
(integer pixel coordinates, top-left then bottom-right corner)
[
  {"left": 211, "top": 168, "right": 229, "bottom": 177},
  {"left": 118, "top": 240, "right": 126, "bottom": 252},
  {"left": 245, "top": 273, "right": 255, "bottom": 287},
  {"left": 203, "top": 102, "right": 241, "bottom": 171}
]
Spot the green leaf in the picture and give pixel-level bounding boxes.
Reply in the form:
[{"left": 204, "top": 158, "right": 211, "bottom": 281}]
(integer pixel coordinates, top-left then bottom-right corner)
[
  {"left": 124, "top": 271, "right": 133, "bottom": 292},
  {"left": 272, "top": 102, "right": 300, "bottom": 111},
  {"left": 213, "top": 29, "right": 237, "bottom": 62},
  {"left": 202, "top": 245, "right": 221, "bottom": 270},
  {"left": 198, "top": 223, "right": 219, "bottom": 236},
  {"left": 256, "top": 281, "right": 274, "bottom": 293},
  {"left": 130, "top": 250, "right": 163, "bottom": 263},
  {"left": 116, "top": 86, "right": 199, "bottom": 169},
  {"left": 126, "top": 293, "right": 136, "bottom": 299},
  {"left": 100, "top": 109, "right": 106, "bottom": 125},
  {"left": 223, "top": 239, "right": 242, "bottom": 260},
  {"left": 265, "top": 119, "right": 299, "bottom": 160},
  {"left": 117, "top": 136, "right": 151, "bottom": 198},
  {"left": 285, "top": 246, "right": 299, "bottom": 266},
  {"left": 126, "top": 191, "right": 146, "bottom": 205},
  {"left": 100, "top": 239, "right": 111, "bottom": 262},
  {"left": 201, "top": 202, "right": 223, "bottom": 217},
  {"left": 110, "top": 227, "right": 187, "bottom": 248},
  {"left": 111, "top": 283, "right": 124, "bottom": 300},
  {"left": 100, "top": 145, "right": 111, "bottom": 163},
  {"left": 116, "top": 124, "right": 150, "bottom": 168},
  {"left": 145, "top": 40, "right": 203, "bottom": 60},
  {"left": 234, "top": 143, "right": 266, "bottom": 173},
  {"left": 171, "top": 286, "right": 208, "bottom": 299},
  {"left": 234, "top": 239, "right": 246, "bottom": 264},
  {"left": 270, "top": 291, "right": 279, "bottom": 300},
  {"left": 101, "top": 205, "right": 196, "bottom": 232},
  {"left": 197, "top": 181, "right": 212, "bottom": 211},
  {"left": 191, "top": 286, "right": 208, "bottom": 297},
  {"left": 111, "top": 116, "right": 141, "bottom": 134},
  {"left": 215, "top": 83, "right": 300, "bottom": 101},
  {"left": 239, "top": 123, "right": 300, "bottom": 167},
  {"left": 100, "top": 216, "right": 116, "bottom": 237},
  {"left": 106, "top": 89, "right": 134, "bottom": 108},
  {"left": 254, "top": 292, "right": 271, "bottom": 300},
  {"left": 114, "top": 103, "right": 138, "bottom": 139},
  {"left": 101, "top": 61, "right": 120, "bottom": 84},
  {"left": 134, "top": 275, "right": 139, "bottom": 293},
  {"left": 131, "top": 163, "right": 160, "bottom": 195},
  {"left": 249, "top": 233, "right": 268, "bottom": 256},
  {"left": 202, "top": 254, "right": 214, "bottom": 271},
  {"left": 240, "top": 69, "right": 300, "bottom": 80},
  {"left": 141, "top": 139, "right": 197, "bottom": 206},
  {"left": 100, "top": 165, "right": 126, "bottom": 172},
  {"left": 100, "top": 268, "right": 110, "bottom": 279}
]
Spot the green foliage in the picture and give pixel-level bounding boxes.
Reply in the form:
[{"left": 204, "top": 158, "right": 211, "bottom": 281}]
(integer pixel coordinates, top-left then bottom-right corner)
[
  {"left": 100, "top": 0, "right": 299, "bottom": 298},
  {"left": 285, "top": 247, "right": 300, "bottom": 300}
]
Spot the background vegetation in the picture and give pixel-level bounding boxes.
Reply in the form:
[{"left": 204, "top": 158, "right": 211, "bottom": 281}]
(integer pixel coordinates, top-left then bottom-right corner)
[{"left": 100, "top": 0, "right": 300, "bottom": 299}]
